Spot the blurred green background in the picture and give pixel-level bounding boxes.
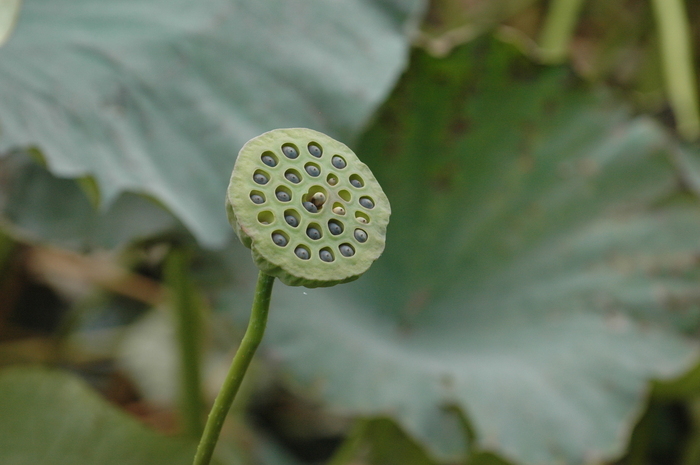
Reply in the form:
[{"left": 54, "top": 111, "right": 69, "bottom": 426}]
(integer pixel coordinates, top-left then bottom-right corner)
[{"left": 3, "top": 1, "right": 700, "bottom": 464}]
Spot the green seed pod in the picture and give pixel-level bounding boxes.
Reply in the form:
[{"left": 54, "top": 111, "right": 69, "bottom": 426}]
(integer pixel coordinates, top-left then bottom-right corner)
[{"left": 226, "top": 128, "right": 390, "bottom": 288}]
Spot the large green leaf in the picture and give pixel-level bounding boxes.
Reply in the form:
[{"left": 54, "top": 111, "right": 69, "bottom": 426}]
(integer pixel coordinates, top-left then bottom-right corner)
[
  {"left": 0, "top": 0, "right": 425, "bottom": 248},
  {"left": 0, "top": 152, "right": 183, "bottom": 249},
  {"left": 231, "top": 39, "right": 700, "bottom": 464},
  {"left": 0, "top": 0, "right": 21, "bottom": 46},
  {"left": 0, "top": 366, "right": 200, "bottom": 464}
]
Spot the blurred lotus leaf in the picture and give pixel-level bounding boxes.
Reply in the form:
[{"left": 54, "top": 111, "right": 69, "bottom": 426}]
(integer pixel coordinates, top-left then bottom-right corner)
[
  {"left": 0, "top": 0, "right": 425, "bottom": 248},
  {"left": 236, "top": 37, "right": 700, "bottom": 465},
  {"left": 0, "top": 367, "right": 206, "bottom": 465}
]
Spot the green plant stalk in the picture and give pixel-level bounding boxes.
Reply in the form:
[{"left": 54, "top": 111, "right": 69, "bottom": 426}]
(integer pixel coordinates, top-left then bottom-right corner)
[
  {"left": 651, "top": 0, "right": 700, "bottom": 140},
  {"left": 537, "top": 0, "right": 587, "bottom": 63},
  {"left": 682, "top": 397, "right": 700, "bottom": 465},
  {"left": 193, "top": 270, "right": 275, "bottom": 465},
  {"left": 326, "top": 419, "right": 370, "bottom": 465},
  {"left": 165, "top": 249, "right": 205, "bottom": 438}
]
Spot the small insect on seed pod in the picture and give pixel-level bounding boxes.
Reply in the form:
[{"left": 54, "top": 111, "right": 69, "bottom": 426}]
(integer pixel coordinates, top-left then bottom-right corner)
[{"left": 226, "top": 128, "right": 390, "bottom": 287}]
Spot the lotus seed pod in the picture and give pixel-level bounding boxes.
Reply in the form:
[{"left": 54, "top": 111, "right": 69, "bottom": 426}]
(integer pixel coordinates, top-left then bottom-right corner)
[
  {"left": 261, "top": 153, "right": 277, "bottom": 167},
  {"left": 226, "top": 128, "right": 390, "bottom": 287},
  {"left": 359, "top": 197, "right": 374, "bottom": 209},
  {"left": 306, "top": 226, "right": 322, "bottom": 240},
  {"left": 328, "top": 220, "right": 343, "bottom": 235},
  {"left": 305, "top": 164, "right": 320, "bottom": 177},
  {"left": 285, "top": 214, "right": 298, "bottom": 227},
  {"left": 308, "top": 143, "right": 322, "bottom": 158},
  {"left": 285, "top": 171, "right": 301, "bottom": 184},
  {"left": 354, "top": 229, "right": 367, "bottom": 243},
  {"left": 312, "top": 192, "right": 326, "bottom": 205},
  {"left": 303, "top": 201, "right": 318, "bottom": 213},
  {"left": 332, "top": 156, "right": 346, "bottom": 169}
]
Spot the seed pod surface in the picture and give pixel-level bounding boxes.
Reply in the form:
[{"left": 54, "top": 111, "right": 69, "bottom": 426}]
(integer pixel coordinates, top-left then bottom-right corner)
[{"left": 226, "top": 128, "right": 390, "bottom": 287}]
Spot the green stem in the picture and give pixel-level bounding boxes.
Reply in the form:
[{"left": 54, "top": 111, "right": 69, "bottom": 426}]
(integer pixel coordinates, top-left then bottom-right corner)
[
  {"left": 326, "top": 419, "right": 370, "bottom": 465},
  {"left": 165, "top": 249, "right": 205, "bottom": 438},
  {"left": 193, "top": 271, "right": 275, "bottom": 465},
  {"left": 537, "top": 0, "right": 587, "bottom": 63},
  {"left": 651, "top": 0, "right": 700, "bottom": 141}
]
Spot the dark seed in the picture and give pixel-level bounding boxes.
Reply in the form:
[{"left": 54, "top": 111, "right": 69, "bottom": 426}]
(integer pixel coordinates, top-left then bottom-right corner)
[
  {"left": 359, "top": 197, "right": 374, "bottom": 209},
  {"left": 354, "top": 229, "right": 367, "bottom": 242},
  {"left": 261, "top": 155, "right": 276, "bottom": 167},
  {"left": 285, "top": 172, "right": 300, "bottom": 183},
  {"left": 332, "top": 156, "right": 346, "bottom": 169},
  {"left": 285, "top": 215, "right": 298, "bottom": 227},
  {"left": 350, "top": 179, "right": 362, "bottom": 188},
  {"left": 339, "top": 244, "right": 354, "bottom": 257},
  {"left": 303, "top": 201, "right": 318, "bottom": 213},
  {"left": 276, "top": 191, "right": 291, "bottom": 202},
  {"left": 272, "top": 233, "right": 287, "bottom": 247},
  {"left": 328, "top": 220, "right": 343, "bottom": 235},
  {"left": 254, "top": 173, "right": 268, "bottom": 184},
  {"left": 250, "top": 194, "right": 265, "bottom": 204},
  {"left": 295, "top": 246, "right": 310, "bottom": 260},
  {"left": 283, "top": 145, "right": 298, "bottom": 159},
  {"left": 306, "top": 227, "right": 321, "bottom": 240},
  {"left": 320, "top": 250, "right": 334, "bottom": 262},
  {"left": 308, "top": 144, "right": 322, "bottom": 157},
  {"left": 305, "top": 165, "right": 320, "bottom": 177}
]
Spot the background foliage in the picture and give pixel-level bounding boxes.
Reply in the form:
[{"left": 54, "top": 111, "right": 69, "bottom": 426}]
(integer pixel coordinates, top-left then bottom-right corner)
[{"left": 3, "top": 1, "right": 700, "bottom": 465}]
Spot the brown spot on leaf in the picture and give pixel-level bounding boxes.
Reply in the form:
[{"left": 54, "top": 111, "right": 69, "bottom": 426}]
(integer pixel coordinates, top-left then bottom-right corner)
[
  {"left": 449, "top": 116, "right": 471, "bottom": 137},
  {"left": 542, "top": 97, "right": 558, "bottom": 116},
  {"left": 518, "top": 153, "right": 535, "bottom": 172},
  {"left": 398, "top": 288, "right": 432, "bottom": 334},
  {"left": 441, "top": 373, "right": 455, "bottom": 389},
  {"left": 430, "top": 162, "right": 459, "bottom": 192},
  {"left": 509, "top": 56, "right": 538, "bottom": 82}
]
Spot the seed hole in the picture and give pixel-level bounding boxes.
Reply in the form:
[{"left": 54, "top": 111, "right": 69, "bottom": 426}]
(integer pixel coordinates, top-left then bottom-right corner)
[
  {"left": 354, "top": 229, "right": 368, "bottom": 243},
  {"left": 312, "top": 192, "right": 326, "bottom": 206},
  {"left": 261, "top": 152, "right": 278, "bottom": 167},
  {"left": 305, "top": 163, "right": 321, "bottom": 177},
  {"left": 308, "top": 143, "right": 323, "bottom": 158},
  {"left": 359, "top": 196, "right": 374, "bottom": 209},
  {"left": 319, "top": 248, "right": 334, "bottom": 262},
  {"left": 303, "top": 186, "right": 328, "bottom": 210},
  {"left": 284, "top": 169, "right": 302, "bottom": 184},
  {"left": 253, "top": 170, "right": 269, "bottom": 185},
  {"left": 339, "top": 190, "right": 351, "bottom": 202},
  {"left": 275, "top": 186, "right": 292, "bottom": 202},
  {"left": 250, "top": 191, "right": 265, "bottom": 204},
  {"left": 306, "top": 223, "right": 322, "bottom": 240},
  {"left": 284, "top": 209, "right": 300, "bottom": 228},
  {"left": 327, "top": 174, "right": 338, "bottom": 186},
  {"left": 295, "top": 245, "right": 310, "bottom": 260},
  {"left": 339, "top": 244, "right": 355, "bottom": 257},
  {"left": 303, "top": 201, "right": 318, "bottom": 213},
  {"left": 271, "top": 231, "right": 289, "bottom": 247},
  {"left": 282, "top": 143, "right": 299, "bottom": 159},
  {"left": 257, "top": 211, "right": 275, "bottom": 225},
  {"left": 328, "top": 220, "right": 344, "bottom": 235},
  {"left": 355, "top": 211, "right": 370, "bottom": 224},
  {"left": 332, "top": 203, "right": 346, "bottom": 215},
  {"left": 349, "top": 174, "right": 364, "bottom": 188},
  {"left": 332, "top": 155, "right": 346, "bottom": 169}
]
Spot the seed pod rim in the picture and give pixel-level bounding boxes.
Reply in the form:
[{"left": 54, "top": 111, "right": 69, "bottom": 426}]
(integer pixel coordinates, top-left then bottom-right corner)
[{"left": 226, "top": 128, "right": 390, "bottom": 288}]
